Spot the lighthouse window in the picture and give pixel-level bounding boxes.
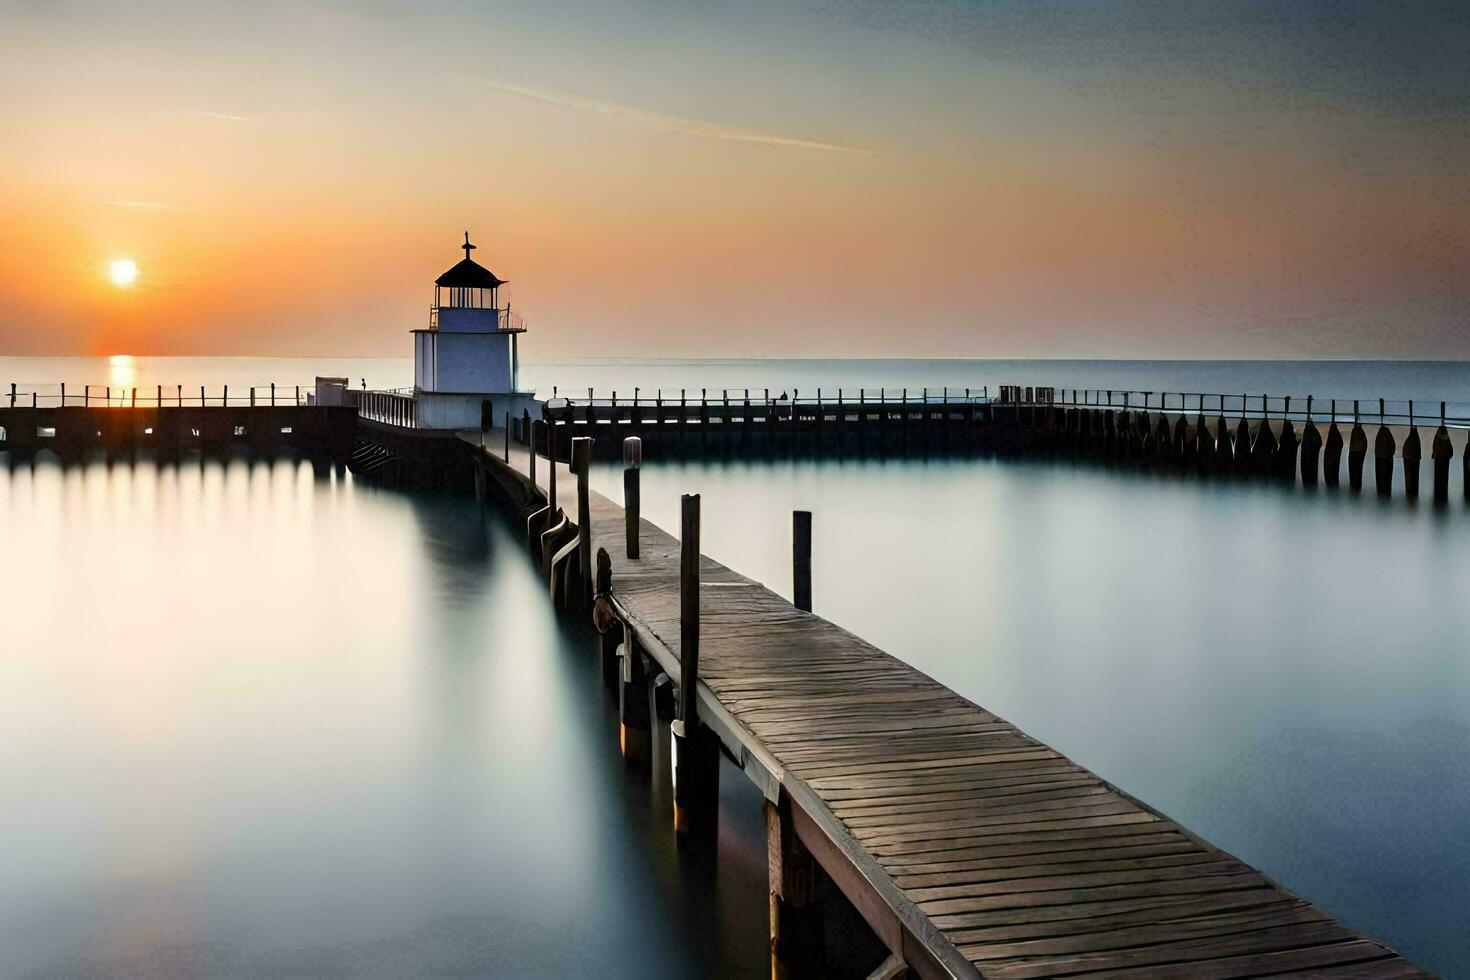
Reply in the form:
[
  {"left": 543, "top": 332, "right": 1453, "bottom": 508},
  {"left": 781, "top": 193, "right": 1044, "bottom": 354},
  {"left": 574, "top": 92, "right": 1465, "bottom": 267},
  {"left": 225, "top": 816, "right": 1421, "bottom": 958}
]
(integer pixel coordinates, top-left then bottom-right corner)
[
  {"left": 279, "top": 426, "right": 293, "bottom": 434},
  {"left": 0, "top": 426, "right": 7, "bottom": 442},
  {"left": 37, "top": 426, "right": 56, "bottom": 439},
  {"left": 234, "top": 425, "right": 247, "bottom": 436}
]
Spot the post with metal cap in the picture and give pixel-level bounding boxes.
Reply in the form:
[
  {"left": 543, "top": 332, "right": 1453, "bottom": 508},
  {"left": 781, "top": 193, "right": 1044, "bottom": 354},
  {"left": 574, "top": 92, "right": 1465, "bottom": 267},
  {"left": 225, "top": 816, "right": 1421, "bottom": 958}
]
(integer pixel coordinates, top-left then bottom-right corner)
[
  {"left": 623, "top": 437, "right": 642, "bottom": 559},
  {"left": 572, "top": 436, "right": 594, "bottom": 608},
  {"left": 672, "top": 492, "right": 717, "bottom": 841},
  {"left": 792, "top": 510, "right": 812, "bottom": 613}
]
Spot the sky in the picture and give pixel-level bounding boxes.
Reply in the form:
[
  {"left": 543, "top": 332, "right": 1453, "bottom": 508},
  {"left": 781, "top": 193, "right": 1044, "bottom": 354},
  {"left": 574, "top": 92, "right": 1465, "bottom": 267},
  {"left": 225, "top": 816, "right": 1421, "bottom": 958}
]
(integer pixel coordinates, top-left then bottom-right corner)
[{"left": 0, "top": 0, "right": 1466, "bottom": 359}]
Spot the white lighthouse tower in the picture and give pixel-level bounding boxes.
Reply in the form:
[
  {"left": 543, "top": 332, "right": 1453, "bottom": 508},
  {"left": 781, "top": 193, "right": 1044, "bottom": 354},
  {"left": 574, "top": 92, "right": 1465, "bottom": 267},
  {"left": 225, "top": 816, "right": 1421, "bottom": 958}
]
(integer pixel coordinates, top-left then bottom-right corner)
[{"left": 410, "top": 233, "right": 535, "bottom": 429}]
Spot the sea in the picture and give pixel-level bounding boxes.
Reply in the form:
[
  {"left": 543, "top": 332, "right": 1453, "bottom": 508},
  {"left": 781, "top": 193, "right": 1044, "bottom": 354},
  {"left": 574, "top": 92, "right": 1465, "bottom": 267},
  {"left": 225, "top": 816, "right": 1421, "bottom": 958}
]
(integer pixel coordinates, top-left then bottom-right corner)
[{"left": 1, "top": 355, "right": 1467, "bottom": 976}]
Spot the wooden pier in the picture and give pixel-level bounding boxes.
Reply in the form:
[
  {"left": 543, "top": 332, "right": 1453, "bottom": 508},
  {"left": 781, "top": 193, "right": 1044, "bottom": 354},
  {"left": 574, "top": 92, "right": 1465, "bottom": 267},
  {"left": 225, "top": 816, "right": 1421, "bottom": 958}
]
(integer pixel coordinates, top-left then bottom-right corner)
[
  {"left": 529, "top": 388, "right": 1470, "bottom": 503},
  {"left": 465, "top": 426, "right": 1423, "bottom": 979},
  {"left": 0, "top": 404, "right": 356, "bottom": 460}
]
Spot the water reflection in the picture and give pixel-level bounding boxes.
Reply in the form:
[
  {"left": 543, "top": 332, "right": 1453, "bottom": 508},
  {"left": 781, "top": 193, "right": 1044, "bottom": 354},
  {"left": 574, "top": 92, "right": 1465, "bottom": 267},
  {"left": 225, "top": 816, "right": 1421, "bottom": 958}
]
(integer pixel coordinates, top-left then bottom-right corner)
[
  {"left": 595, "top": 454, "right": 1470, "bottom": 976},
  {"left": 0, "top": 457, "right": 767, "bottom": 978}
]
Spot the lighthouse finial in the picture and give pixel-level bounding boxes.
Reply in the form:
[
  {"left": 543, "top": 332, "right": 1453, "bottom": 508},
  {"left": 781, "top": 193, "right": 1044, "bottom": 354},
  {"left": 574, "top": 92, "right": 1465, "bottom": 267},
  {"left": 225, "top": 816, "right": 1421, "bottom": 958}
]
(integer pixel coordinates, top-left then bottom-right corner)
[{"left": 462, "top": 231, "right": 476, "bottom": 259}]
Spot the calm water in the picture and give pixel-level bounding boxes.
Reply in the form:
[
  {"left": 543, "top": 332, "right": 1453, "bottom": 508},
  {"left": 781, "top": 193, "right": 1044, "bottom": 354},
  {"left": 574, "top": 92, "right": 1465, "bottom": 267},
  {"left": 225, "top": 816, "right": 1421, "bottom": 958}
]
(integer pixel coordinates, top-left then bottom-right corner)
[
  {"left": 0, "top": 458, "right": 770, "bottom": 978},
  {"left": 591, "top": 455, "right": 1470, "bottom": 975},
  {"left": 4, "top": 356, "right": 1469, "bottom": 974}
]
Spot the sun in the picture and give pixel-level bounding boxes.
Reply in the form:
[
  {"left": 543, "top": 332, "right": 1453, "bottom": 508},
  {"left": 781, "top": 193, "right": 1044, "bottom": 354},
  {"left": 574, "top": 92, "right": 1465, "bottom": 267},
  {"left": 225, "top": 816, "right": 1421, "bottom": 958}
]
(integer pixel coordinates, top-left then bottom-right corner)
[{"left": 109, "top": 258, "right": 139, "bottom": 288}]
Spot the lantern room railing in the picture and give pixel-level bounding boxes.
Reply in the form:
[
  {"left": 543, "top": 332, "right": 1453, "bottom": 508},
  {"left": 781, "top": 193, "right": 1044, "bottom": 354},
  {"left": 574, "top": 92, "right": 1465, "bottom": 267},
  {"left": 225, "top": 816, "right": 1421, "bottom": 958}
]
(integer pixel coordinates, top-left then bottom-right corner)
[{"left": 426, "top": 307, "right": 527, "bottom": 332}]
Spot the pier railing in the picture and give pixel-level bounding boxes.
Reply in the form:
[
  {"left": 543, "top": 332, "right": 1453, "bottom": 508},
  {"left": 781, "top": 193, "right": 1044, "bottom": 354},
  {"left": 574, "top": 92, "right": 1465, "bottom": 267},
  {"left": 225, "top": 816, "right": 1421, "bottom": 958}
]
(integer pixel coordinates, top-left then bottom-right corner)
[
  {"left": 1031, "top": 388, "right": 1470, "bottom": 429},
  {"left": 5, "top": 383, "right": 311, "bottom": 409},
  {"left": 534, "top": 385, "right": 1470, "bottom": 430},
  {"left": 347, "top": 388, "right": 417, "bottom": 427}
]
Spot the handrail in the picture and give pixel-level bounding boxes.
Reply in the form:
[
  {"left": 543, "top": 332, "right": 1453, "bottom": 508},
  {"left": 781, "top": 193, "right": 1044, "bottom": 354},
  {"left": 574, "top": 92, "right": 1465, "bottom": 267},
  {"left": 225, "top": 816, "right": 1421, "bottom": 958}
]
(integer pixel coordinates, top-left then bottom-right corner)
[
  {"left": 1, "top": 383, "right": 314, "bottom": 409},
  {"left": 531, "top": 386, "right": 1470, "bottom": 430}
]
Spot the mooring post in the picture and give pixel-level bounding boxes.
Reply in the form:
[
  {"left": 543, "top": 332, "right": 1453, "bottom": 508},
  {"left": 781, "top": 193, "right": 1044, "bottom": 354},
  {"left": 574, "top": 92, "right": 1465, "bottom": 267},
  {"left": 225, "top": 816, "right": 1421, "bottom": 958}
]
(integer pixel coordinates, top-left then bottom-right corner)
[
  {"left": 1301, "top": 395, "right": 1322, "bottom": 486},
  {"left": 1402, "top": 401, "right": 1422, "bottom": 499},
  {"left": 1324, "top": 399, "right": 1343, "bottom": 486},
  {"left": 1251, "top": 394, "right": 1278, "bottom": 474},
  {"left": 1277, "top": 396, "right": 1298, "bottom": 482},
  {"left": 1195, "top": 394, "right": 1212, "bottom": 470},
  {"left": 623, "top": 436, "right": 642, "bottom": 559},
  {"left": 1432, "top": 402, "right": 1453, "bottom": 503},
  {"left": 504, "top": 411, "right": 510, "bottom": 462},
  {"left": 1214, "top": 395, "right": 1233, "bottom": 471},
  {"left": 1348, "top": 401, "right": 1367, "bottom": 491},
  {"left": 793, "top": 510, "right": 812, "bottom": 613},
  {"left": 529, "top": 418, "right": 540, "bottom": 489},
  {"left": 547, "top": 423, "right": 558, "bottom": 503},
  {"left": 572, "top": 437, "right": 594, "bottom": 609},
  {"left": 766, "top": 791, "right": 825, "bottom": 978},
  {"left": 480, "top": 399, "right": 492, "bottom": 447},
  {"left": 595, "top": 547, "right": 622, "bottom": 686},
  {"left": 672, "top": 492, "right": 717, "bottom": 840},
  {"left": 1374, "top": 398, "right": 1396, "bottom": 498},
  {"left": 619, "top": 620, "right": 652, "bottom": 765}
]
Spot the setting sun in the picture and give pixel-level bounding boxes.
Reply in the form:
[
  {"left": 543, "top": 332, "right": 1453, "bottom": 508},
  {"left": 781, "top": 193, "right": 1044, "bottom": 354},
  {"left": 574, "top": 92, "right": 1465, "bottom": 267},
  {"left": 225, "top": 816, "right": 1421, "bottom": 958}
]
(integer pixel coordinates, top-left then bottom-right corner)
[{"left": 108, "top": 258, "right": 138, "bottom": 288}]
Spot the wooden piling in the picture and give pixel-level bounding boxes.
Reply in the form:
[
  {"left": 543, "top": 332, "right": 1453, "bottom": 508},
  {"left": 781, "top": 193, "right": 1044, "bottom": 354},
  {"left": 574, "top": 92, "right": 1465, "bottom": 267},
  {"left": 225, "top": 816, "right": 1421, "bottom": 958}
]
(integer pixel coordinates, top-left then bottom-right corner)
[
  {"left": 1324, "top": 399, "right": 1344, "bottom": 486},
  {"left": 623, "top": 436, "right": 642, "bottom": 559},
  {"left": 1348, "top": 401, "right": 1367, "bottom": 491},
  {"left": 1195, "top": 397, "right": 1213, "bottom": 470},
  {"left": 672, "top": 492, "right": 717, "bottom": 839},
  {"left": 1233, "top": 397, "right": 1251, "bottom": 476},
  {"left": 572, "top": 436, "right": 593, "bottom": 608},
  {"left": 766, "top": 792, "right": 825, "bottom": 978},
  {"left": 1277, "top": 396, "right": 1298, "bottom": 482},
  {"left": 1251, "top": 395, "right": 1278, "bottom": 475},
  {"left": 1172, "top": 397, "right": 1189, "bottom": 459},
  {"left": 792, "top": 510, "right": 812, "bottom": 613},
  {"left": 529, "top": 419, "right": 539, "bottom": 488},
  {"left": 1374, "top": 399, "right": 1396, "bottom": 498},
  {"left": 619, "top": 621, "right": 652, "bottom": 765},
  {"left": 1300, "top": 396, "right": 1322, "bottom": 486},
  {"left": 1432, "top": 403, "right": 1453, "bottom": 503},
  {"left": 1403, "top": 402, "right": 1422, "bottom": 500},
  {"left": 1213, "top": 398, "right": 1233, "bottom": 471}
]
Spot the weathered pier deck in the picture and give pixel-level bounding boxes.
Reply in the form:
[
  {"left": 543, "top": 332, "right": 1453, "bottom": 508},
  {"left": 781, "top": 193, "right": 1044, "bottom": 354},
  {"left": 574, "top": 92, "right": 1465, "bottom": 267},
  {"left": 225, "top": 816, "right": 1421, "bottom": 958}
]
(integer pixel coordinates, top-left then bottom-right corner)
[{"left": 469, "top": 429, "right": 1422, "bottom": 979}]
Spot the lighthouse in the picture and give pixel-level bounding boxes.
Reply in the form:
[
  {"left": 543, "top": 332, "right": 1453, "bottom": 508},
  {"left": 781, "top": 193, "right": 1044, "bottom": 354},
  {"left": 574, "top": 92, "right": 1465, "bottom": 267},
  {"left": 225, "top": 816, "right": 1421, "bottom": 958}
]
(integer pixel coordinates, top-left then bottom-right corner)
[{"left": 410, "top": 233, "right": 535, "bottom": 429}]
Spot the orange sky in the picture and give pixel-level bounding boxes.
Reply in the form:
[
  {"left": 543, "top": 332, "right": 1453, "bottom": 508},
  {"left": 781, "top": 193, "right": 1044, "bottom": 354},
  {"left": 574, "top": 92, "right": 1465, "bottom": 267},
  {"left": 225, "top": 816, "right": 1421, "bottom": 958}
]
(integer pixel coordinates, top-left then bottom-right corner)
[{"left": 2, "top": 2, "right": 1466, "bottom": 359}]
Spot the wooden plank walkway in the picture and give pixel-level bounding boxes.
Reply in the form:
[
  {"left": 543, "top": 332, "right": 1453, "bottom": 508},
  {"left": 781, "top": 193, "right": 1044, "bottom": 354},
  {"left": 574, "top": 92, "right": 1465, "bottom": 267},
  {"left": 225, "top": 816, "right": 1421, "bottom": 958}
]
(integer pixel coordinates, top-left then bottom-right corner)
[{"left": 472, "top": 432, "right": 1423, "bottom": 978}]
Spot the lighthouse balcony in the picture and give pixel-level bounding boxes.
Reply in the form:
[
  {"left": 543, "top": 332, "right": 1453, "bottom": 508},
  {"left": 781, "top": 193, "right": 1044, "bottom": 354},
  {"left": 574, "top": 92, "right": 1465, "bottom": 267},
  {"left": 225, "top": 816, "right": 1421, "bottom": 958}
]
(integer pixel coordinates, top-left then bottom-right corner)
[{"left": 428, "top": 306, "right": 528, "bottom": 334}]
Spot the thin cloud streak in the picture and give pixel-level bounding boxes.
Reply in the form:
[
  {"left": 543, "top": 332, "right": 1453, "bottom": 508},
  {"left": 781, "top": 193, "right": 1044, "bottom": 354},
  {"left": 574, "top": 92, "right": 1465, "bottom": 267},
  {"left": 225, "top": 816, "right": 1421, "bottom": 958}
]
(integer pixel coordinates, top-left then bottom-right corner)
[
  {"left": 477, "top": 78, "right": 879, "bottom": 155},
  {"left": 184, "top": 109, "right": 258, "bottom": 123},
  {"left": 106, "top": 200, "right": 190, "bottom": 211}
]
